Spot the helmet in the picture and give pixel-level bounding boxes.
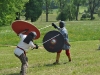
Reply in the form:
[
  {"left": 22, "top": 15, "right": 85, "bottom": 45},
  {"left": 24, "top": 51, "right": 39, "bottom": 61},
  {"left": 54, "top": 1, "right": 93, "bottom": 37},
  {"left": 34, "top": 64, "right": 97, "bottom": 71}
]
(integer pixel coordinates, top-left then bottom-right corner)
[
  {"left": 31, "top": 31, "right": 37, "bottom": 39},
  {"left": 59, "top": 21, "right": 65, "bottom": 28},
  {"left": 23, "top": 31, "right": 37, "bottom": 44}
]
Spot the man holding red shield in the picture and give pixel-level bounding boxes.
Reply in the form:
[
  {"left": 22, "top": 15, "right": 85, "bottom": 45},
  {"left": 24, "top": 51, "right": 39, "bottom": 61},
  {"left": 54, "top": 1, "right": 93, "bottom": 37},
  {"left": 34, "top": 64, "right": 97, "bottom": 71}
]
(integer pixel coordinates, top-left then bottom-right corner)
[
  {"left": 12, "top": 21, "right": 40, "bottom": 75},
  {"left": 14, "top": 29, "right": 38, "bottom": 75}
]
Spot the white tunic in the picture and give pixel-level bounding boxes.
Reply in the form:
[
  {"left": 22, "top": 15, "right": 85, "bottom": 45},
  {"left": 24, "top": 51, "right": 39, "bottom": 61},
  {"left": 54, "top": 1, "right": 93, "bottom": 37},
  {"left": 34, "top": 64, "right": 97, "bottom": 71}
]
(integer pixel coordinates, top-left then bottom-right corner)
[{"left": 14, "top": 33, "right": 35, "bottom": 56}]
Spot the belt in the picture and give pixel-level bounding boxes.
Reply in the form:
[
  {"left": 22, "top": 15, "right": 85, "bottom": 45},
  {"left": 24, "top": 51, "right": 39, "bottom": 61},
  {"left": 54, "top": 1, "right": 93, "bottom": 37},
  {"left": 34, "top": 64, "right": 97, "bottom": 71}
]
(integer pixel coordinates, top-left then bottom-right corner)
[{"left": 17, "top": 46, "right": 26, "bottom": 56}]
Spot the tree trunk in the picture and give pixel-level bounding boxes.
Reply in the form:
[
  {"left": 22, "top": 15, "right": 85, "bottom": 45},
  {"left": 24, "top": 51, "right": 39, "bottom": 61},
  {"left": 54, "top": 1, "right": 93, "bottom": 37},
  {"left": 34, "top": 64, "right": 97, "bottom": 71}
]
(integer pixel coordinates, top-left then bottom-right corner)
[
  {"left": 68, "top": 11, "right": 72, "bottom": 21},
  {"left": 76, "top": 4, "right": 79, "bottom": 21},
  {"left": 90, "top": 9, "right": 94, "bottom": 20},
  {"left": 46, "top": 0, "right": 48, "bottom": 22},
  {"left": 89, "top": 0, "right": 95, "bottom": 20}
]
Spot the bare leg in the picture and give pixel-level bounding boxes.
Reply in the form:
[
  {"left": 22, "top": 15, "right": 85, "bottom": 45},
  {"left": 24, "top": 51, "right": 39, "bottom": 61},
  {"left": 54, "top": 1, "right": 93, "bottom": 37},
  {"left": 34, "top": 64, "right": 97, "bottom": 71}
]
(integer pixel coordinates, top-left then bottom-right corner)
[
  {"left": 55, "top": 53, "right": 60, "bottom": 63},
  {"left": 53, "top": 50, "right": 62, "bottom": 64}
]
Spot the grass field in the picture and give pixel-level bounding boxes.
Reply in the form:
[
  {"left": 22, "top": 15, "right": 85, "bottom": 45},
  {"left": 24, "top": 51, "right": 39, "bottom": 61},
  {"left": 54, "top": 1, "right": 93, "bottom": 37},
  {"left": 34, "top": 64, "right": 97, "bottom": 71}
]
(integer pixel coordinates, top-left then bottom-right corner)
[
  {"left": 0, "top": 20, "right": 100, "bottom": 45},
  {"left": 0, "top": 40, "right": 100, "bottom": 75},
  {"left": 0, "top": 13, "right": 100, "bottom": 75}
]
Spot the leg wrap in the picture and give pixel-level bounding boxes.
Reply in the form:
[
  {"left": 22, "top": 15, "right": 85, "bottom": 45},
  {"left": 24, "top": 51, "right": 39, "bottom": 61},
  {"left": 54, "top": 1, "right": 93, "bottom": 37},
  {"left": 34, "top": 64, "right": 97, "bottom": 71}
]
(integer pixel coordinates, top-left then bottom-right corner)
[
  {"left": 57, "top": 50, "right": 62, "bottom": 53},
  {"left": 66, "top": 49, "right": 70, "bottom": 56},
  {"left": 19, "top": 53, "right": 27, "bottom": 75}
]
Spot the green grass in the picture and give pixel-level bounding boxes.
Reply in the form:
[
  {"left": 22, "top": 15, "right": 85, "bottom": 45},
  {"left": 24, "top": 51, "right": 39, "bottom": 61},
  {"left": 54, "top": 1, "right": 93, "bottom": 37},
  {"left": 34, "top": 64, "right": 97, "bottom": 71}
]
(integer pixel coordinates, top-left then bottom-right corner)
[
  {"left": 0, "top": 20, "right": 100, "bottom": 46},
  {"left": 0, "top": 13, "right": 100, "bottom": 75},
  {"left": 0, "top": 40, "right": 100, "bottom": 75}
]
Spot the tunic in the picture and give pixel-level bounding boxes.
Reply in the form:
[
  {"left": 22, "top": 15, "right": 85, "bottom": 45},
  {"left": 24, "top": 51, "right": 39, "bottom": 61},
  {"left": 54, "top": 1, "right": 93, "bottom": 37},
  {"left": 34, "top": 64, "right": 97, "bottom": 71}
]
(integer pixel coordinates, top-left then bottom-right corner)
[
  {"left": 14, "top": 33, "right": 35, "bottom": 56},
  {"left": 57, "top": 27, "right": 70, "bottom": 50}
]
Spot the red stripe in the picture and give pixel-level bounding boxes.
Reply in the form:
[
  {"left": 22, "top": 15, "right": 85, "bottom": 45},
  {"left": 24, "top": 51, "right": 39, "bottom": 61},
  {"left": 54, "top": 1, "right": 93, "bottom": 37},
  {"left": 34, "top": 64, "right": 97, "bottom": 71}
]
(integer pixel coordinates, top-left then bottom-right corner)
[{"left": 17, "top": 46, "right": 26, "bottom": 56}]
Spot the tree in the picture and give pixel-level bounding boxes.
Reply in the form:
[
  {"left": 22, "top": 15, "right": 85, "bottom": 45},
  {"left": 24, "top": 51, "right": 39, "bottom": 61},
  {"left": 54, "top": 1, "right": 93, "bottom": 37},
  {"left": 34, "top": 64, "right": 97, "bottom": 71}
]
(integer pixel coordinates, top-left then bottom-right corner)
[
  {"left": 45, "top": 0, "right": 49, "bottom": 22},
  {"left": 56, "top": 2, "right": 76, "bottom": 21},
  {"left": 25, "top": 0, "right": 43, "bottom": 22},
  {"left": 88, "top": 0, "right": 100, "bottom": 20},
  {"left": 72, "top": 0, "right": 86, "bottom": 20},
  {"left": 56, "top": 0, "right": 69, "bottom": 21},
  {"left": 56, "top": 0, "right": 76, "bottom": 21},
  {"left": 43, "top": 0, "right": 52, "bottom": 22},
  {"left": 56, "top": 0, "right": 68, "bottom": 12},
  {"left": 0, "top": 0, "right": 27, "bottom": 26}
]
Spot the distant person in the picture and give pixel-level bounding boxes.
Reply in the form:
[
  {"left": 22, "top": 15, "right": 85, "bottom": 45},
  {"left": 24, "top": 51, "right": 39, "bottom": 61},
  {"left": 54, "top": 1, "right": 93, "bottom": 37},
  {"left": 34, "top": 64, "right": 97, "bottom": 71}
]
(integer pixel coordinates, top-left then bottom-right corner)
[
  {"left": 52, "top": 21, "right": 71, "bottom": 64},
  {"left": 14, "top": 29, "right": 38, "bottom": 75}
]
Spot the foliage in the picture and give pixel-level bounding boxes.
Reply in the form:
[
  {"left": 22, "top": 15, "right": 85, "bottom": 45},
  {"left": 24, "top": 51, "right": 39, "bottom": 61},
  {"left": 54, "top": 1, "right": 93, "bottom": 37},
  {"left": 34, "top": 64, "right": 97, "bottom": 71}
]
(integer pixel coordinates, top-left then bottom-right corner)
[
  {"left": 25, "top": 0, "right": 43, "bottom": 22},
  {"left": 43, "top": 0, "right": 57, "bottom": 14},
  {"left": 43, "top": 0, "right": 57, "bottom": 10},
  {"left": 0, "top": 0, "right": 28, "bottom": 26},
  {"left": 56, "top": 0, "right": 68, "bottom": 21},
  {"left": 56, "top": 3, "right": 76, "bottom": 21},
  {"left": 43, "top": 0, "right": 54, "bottom": 22},
  {"left": 88, "top": 0, "right": 100, "bottom": 20},
  {"left": 56, "top": 12, "right": 67, "bottom": 21},
  {"left": 81, "top": 12, "right": 91, "bottom": 20},
  {"left": 72, "top": 0, "right": 87, "bottom": 20}
]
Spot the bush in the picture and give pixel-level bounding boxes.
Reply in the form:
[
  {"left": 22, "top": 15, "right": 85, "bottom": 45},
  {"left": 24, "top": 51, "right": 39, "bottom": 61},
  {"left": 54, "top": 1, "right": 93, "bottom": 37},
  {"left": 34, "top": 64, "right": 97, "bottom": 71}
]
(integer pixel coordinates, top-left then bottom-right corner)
[
  {"left": 56, "top": 12, "right": 67, "bottom": 21},
  {"left": 81, "top": 13, "right": 91, "bottom": 20},
  {"left": 25, "top": 0, "right": 43, "bottom": 22},
  {"left": 0, "top": 14, "right": 14, "bottom": 26}
]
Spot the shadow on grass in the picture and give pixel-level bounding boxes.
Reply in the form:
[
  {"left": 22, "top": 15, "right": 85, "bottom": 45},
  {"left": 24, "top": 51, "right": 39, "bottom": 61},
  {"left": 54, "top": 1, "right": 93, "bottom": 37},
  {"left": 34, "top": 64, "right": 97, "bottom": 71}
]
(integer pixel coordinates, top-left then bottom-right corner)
[
  {"left": 31, "top": 63, "right": 63, "bottom": 68},
  {"left": 44, "top": 62, "right": 69, "bottom": 66},
  {"left": 44, "top": 63, "right": 58, "bottom": 66},
  {"left": 6, "top": 73, "right": 20, "bottom": 75}
]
